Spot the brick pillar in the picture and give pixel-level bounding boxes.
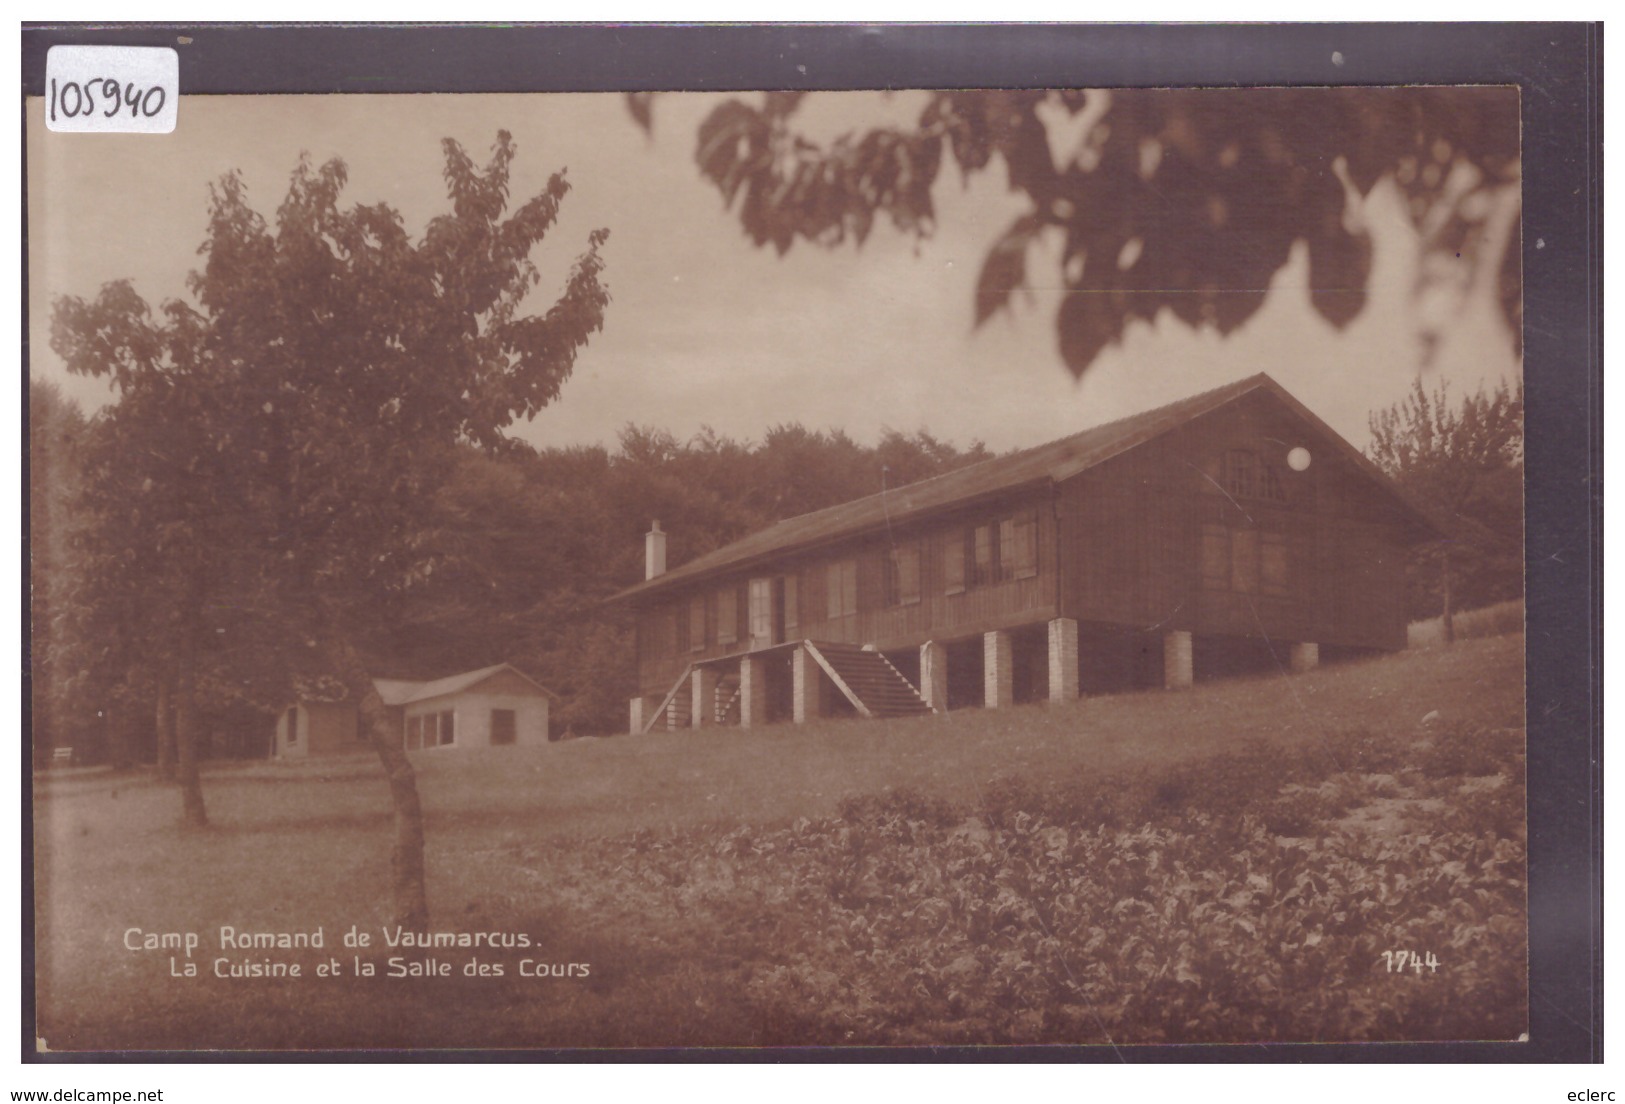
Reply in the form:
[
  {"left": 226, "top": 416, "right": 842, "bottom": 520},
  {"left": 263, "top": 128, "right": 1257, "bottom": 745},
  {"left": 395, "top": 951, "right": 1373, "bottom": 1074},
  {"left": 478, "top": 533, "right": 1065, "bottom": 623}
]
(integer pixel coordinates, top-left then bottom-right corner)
[
  {"left": 920, "top": 641, "right": 948, "bottom": 712},
  {"left": 1164, "top": 630, "right": 1193, "bottom": 689},
  {"left": 1048, "top": 618, "right": 1080, "bottom": 702},
  {"left": 1290, "top": 642, "right": 1320, "bottom": 673},
  {"left": 691, "top": 667, "right": 719, "bottom": 728},
  {"left": 984, "top": 630, "right": 1013, "bottom": 709},
  {"left": 792, "top": 646, "right": 821, "bottom": 724},
  {"left": 740, "top": 655, "right": 769, "bottom": 727}
]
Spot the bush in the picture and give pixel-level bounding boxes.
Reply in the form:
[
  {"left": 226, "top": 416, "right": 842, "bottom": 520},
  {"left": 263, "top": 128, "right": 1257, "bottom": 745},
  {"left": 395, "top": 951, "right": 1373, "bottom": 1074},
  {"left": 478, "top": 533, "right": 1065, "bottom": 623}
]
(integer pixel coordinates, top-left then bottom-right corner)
[
  {"left": 838, "top": 786, "right": 960, "bottom": 829},
  {"left": 1416, "top": 723, "right": 1519, "bottom": 779}
]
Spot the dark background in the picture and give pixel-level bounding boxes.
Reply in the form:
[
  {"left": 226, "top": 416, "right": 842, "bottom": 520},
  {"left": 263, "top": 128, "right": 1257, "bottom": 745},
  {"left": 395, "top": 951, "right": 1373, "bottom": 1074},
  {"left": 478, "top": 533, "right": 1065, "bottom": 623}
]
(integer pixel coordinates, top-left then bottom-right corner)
[{"left": 20, "top": 21, "right": 1602, "bottom": 1064}]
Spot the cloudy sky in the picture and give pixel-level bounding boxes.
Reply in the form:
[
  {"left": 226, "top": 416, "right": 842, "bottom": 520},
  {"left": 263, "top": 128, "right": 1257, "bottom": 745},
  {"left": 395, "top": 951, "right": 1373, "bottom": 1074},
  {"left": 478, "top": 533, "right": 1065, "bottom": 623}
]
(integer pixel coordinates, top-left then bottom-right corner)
[{"left": 26, "top": 91, "right": 1521, "bottom": 455}]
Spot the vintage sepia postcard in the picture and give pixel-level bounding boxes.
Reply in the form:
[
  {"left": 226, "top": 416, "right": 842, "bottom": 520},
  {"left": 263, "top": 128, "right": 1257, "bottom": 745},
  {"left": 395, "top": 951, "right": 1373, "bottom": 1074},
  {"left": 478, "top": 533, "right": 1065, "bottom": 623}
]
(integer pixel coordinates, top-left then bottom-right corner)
[{"left": 21, "top": 24, "right": 1595, "bottom": 1063}]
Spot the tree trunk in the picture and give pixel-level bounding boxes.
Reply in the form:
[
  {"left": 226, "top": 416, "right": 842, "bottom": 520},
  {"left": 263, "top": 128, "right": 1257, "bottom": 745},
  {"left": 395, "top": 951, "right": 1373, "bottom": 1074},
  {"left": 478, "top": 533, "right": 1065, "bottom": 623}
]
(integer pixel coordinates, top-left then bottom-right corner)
[
  {"left": 333, "top": 639, "right": 429, "bottom": 928},
  {"left": 107, "top": 696, "right": 133, "bottom": 771},
  {"left": 155, "top": 674, "right": 176, "bottom": 781},
  {"left": 1442, "top": 545, "right": 1456, "bottom": 645},
  {"left": 174, "top": 650, "right": 208, "bottom": 827}
]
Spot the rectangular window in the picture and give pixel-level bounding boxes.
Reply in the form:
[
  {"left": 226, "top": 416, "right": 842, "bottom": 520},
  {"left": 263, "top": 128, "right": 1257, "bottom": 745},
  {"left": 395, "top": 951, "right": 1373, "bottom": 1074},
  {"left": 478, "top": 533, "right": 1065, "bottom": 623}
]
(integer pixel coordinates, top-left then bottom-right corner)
[
  {"left": 438, "top": 710, "right": 456, "bottom": 746},
  {"left": 1230, "top": 527, "right": 1259, "bottom": 594},
  {"left": 782, "top": 574, "right": 798, "bottom": 635},
  {"left": 1261, "top": 531, "right": 1289, "bottom": 597},
  {"left": 286, "top": 706, "right": 299, "bottom": 745},
  {"left": 826, "top": 559, "right": 857, "bottom": 619},
  {"left": 885, "top": 544, "right": 921, "bottom": 607},
  {"left": 717, "top": 586, "right": 739, "bottom": 646},
  {"left": 944, "top": 532, "right": 965, "bottom": 595},
  {"left": 972, "top": 524, "right": 995, "bottom": 587},
  {"left": 1200, "top": 523, "right": 1230, "bottom": 590},
  {"left": 1010, "top": 512, "right": 1039, "bottom": 580},
  {"left": 490, "top": 709, "right": 516, "bottom": 746},
  {"left": 748, "top": 578, "right": 773, "bottom": 643},
  {"left": 688, "top": 594, "right": 707, "bottom": 652}
]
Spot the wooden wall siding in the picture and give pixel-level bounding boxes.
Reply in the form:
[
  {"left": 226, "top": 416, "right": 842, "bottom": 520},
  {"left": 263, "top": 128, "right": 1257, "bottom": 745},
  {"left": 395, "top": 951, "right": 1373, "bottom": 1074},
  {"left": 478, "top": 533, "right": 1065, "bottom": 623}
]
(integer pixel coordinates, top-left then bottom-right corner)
[
  {"left": 635, "top": 389, "right": 1421, "bottom": 695},
  {"left": 1058, "top": 391, "right": 1412, "bottom": 652},
  {"left": 634, "top": 490, "right": 1058, "bottom": 695}
]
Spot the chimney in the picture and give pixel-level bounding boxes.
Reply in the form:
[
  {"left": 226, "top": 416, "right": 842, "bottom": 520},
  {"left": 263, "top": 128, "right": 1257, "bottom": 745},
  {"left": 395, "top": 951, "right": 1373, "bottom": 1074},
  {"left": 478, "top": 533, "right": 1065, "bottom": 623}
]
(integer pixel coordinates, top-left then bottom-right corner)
[{"left": 645, "top": 520, "right": 667, "bottom": 580}]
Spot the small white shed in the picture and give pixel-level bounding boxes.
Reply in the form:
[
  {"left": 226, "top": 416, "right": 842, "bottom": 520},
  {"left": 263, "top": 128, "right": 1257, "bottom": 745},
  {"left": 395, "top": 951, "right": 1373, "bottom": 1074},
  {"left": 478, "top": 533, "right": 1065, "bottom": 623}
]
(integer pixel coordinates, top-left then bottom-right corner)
[
  {"left": 376, "top": 663, "right": 553, "bottom": 752},
  {"left": 273, "top": 663, "right": 553, "bottom": 758}
]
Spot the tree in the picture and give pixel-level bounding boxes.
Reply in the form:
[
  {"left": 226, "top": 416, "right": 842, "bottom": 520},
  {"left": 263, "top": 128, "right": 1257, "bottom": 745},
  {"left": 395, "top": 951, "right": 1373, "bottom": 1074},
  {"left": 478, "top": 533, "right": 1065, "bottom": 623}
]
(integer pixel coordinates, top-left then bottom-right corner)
[
  {"left": 1367, "top": 377, "right": 1524, "bottom": 638},
  {"left": 28, "top": 379, "right": 90, "bottom": 766},
  {"left": 637, "top": 87, "right": 1521, "bottom": 378},
  {"left": 50, "top": 132, "right": 610, "bottom": 923}
]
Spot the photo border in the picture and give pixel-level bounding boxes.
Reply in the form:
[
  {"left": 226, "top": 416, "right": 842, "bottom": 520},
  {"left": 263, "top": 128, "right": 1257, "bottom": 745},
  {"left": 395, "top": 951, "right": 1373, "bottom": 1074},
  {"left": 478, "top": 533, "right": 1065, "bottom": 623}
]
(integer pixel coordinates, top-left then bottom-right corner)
[{"left": 19, "top": 21, "right": 1602, "bottom": 1064}]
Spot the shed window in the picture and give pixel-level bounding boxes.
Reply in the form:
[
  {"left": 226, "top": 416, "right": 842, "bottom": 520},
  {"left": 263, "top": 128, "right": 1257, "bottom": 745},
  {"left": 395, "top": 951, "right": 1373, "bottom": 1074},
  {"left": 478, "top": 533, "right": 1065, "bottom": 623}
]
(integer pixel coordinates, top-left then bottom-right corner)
[{"left": 490, "top": 709, "right": 516, "bottom": 746}]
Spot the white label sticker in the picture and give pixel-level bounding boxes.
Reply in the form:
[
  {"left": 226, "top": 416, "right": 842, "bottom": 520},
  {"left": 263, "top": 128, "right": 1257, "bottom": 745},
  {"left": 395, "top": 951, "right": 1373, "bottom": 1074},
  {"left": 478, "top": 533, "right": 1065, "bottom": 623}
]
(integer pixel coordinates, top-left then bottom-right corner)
[{"left": 45, "top": 46, "right": 178, "bottom": 134}]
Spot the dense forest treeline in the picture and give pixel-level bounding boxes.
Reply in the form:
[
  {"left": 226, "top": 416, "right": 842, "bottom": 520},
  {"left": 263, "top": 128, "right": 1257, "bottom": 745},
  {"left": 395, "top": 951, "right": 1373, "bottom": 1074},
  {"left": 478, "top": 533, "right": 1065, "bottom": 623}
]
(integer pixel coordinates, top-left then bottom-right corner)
[
  {"left": 30, "top": 372, "right": 1522, "bottom": 763},
  {"left": 29, "top": 379, "right": 991, "bottom": 757}
]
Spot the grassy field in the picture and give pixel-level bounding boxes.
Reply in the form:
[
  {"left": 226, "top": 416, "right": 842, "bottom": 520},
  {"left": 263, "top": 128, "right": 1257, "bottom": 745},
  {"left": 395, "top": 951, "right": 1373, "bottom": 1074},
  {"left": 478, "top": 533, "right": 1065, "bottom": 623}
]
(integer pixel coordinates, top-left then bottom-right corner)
[{"left": 34, "top": 633, "right": 1526, "bottom": 1051}]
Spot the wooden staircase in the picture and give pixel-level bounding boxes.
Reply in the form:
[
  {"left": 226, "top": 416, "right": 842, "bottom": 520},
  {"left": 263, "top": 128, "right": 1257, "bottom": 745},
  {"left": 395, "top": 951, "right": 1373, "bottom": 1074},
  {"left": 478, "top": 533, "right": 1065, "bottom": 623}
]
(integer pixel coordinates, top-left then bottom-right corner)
[
  {"left": 804, "top": 641, "right": 934, "bottom": 719},
  {"left": 713, "top": 674, "right": 741, "bottom": 724}
]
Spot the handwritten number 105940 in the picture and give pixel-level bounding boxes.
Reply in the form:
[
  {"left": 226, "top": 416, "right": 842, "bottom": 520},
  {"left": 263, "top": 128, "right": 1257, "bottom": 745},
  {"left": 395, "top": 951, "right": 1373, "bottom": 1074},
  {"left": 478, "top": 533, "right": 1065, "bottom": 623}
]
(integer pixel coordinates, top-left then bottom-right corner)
[{"left": 49, "top": 77, "right": 166, "bottom": 122}]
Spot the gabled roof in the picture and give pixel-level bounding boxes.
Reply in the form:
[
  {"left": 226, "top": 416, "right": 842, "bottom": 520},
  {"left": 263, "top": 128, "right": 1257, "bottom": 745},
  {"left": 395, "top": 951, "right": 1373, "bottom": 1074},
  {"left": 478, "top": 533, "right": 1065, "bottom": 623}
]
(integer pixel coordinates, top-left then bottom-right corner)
[
  {"left": 370, "top": 663, "right": 554, "bottom": 707},
  {"left": 612, "top": 373, "right": 1441, "bottom": 604}
]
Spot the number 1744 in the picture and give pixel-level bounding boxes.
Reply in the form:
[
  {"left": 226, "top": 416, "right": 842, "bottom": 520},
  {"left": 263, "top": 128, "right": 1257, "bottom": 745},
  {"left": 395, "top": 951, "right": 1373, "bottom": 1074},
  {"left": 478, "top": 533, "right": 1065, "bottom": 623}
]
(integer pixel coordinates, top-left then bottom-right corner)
[{"left": 1382, "top": 950, "right": 1440, "bottom": 974}]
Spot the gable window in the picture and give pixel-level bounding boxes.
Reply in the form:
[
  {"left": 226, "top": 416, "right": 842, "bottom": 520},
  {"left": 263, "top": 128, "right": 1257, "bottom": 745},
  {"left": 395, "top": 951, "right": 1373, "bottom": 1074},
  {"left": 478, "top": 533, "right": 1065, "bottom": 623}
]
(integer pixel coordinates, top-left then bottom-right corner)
[
  {"left": 884, "top": 544, "right": 922, "bottom": 607},
  {"left": 1225, "top": 449, "right": 1287, "bottom": 503},
  {"left": 826, "top": 559, "right": 858, "bottom": 619}
]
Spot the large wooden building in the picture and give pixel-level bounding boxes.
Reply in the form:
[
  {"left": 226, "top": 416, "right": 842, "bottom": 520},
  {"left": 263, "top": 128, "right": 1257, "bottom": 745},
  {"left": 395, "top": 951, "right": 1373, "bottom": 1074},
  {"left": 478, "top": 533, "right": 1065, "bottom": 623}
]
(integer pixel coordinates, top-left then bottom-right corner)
[{"left": 612, "top": 375, "right": 1438, "bottom": 733}]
